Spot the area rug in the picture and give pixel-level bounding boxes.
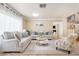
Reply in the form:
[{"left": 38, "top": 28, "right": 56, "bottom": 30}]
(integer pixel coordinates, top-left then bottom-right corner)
[{"left": 26, "top": 40, "right": 56, "bottom": 50}]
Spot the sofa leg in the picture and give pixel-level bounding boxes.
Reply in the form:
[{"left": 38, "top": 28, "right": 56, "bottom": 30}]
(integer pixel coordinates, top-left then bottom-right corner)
[
  {"left": 68, "top": 51, "right": 70, "bottom": 54},
  {"left": 56, "top": 47, "right": 58, "bottom": 50}
]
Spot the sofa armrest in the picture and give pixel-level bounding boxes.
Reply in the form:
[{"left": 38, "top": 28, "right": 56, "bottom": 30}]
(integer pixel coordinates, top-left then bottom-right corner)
[{"left": 1, "top": 39, "right": 20, "bottom": 51}]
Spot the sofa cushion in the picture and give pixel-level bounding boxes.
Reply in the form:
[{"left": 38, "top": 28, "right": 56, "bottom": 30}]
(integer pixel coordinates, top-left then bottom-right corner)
[
  {"left": 3, "top": 32, "right": 15, "bottom": 39},
  {"left": 15, "top": 32, "right": 29, "bottom": 39},
  {"left": 45, "top": 32, "right": 49, "bottom": 35},
  {"left": 35, "top": 32, "right": 38, "bottom": 35},
  {"left": 20, "top": 36, "right": 31, "bottom": 46},
  {"left": 31, "top": 32, "right": 38, "bottom": 35},
  {"left": 20, "top": 37, "right": 29, "bottom": 43},
  {"left": 0, "top": 35, "right": 4, "bottom": 39},
  {"left": 21, "top": 32, "right": 28, "bottom": 38}
]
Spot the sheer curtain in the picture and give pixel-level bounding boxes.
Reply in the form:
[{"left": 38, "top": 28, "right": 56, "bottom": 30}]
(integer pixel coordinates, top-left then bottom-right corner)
[{"left": 0, "top": 13, "right": 23, "bottom": 35}]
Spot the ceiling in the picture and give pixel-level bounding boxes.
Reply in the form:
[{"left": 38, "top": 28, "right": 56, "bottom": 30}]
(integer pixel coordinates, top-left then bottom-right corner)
[{"left": 8, "top": 3, "right": 79, "bottom": 19}]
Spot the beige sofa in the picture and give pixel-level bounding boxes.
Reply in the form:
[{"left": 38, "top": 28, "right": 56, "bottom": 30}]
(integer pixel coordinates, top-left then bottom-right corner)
[
  {"left": 55, "top": 33, "right": 78, "bottom": 54},
  {"left": 31, "top": 32, "right": 53, "bottom": 40},
  {"left": 1, "top": 32, "right": 32, "bottom": 52}
]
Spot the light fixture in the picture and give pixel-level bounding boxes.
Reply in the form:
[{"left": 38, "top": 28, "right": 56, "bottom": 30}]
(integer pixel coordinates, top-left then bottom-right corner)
[{"left": 32, "top": 13, "right": 39, "bottom": 17}]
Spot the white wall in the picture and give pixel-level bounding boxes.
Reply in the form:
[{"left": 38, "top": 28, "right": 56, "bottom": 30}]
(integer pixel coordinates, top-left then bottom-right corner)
[
  {"left": 0, "top": 13, "right": 23, "bottom": 35},
  {"left": 23, "top": 19, "right": 64, "bottom": 38}
]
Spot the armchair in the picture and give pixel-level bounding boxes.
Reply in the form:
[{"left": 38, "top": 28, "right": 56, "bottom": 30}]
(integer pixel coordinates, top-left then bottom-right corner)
[{"left": 55, "top": 33, "right": 78, "bottom": 54}]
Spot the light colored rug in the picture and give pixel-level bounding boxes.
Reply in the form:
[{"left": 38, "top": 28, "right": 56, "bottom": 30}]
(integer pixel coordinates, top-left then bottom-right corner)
[{"left": 26, "top": 40, "right": 56, "bottom": 50}]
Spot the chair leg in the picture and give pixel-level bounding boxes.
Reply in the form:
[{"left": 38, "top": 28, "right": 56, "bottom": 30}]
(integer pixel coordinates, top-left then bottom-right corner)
[{"left": 68, "top": 51, "right": 70, "bottom": 54}]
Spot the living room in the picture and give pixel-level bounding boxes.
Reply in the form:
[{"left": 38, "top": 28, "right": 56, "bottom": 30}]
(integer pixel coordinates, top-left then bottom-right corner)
[{"left": 0, "top": 3, "right": 79, "bottom": 55}]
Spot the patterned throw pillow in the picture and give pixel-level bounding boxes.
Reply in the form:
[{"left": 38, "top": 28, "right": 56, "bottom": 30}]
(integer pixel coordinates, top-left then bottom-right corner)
[
  {"left": 3, "top": 32, "right": 15, "bottom": 39},
  {"left": 16, "top": 32, "right": 28, "bottom": 38},
  {"left": 46, "top": 32, "right": 49, "bottom": 35},
  {"left": 35, "top": 32, "right": 38, "bottom": 35},
  {"left": 21, "top": 32, "right": 28, "bottom": 38}
]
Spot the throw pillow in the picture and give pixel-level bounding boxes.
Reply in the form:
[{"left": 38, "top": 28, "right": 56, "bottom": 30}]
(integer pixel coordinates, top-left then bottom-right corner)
[
  {"left": 21, "top": 32, "right": 28, "bottom": 38},
  {"left": 3, "top": 32, "right": 15, "bottom": 39}
]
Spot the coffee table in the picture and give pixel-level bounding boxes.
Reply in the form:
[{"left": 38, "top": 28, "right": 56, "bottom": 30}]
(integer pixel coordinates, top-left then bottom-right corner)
[{"left": 36, "top": 37, "right": 48, "bottom": 45}]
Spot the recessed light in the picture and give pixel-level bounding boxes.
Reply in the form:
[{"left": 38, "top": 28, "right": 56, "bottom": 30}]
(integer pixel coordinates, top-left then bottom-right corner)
[{"left": 32, "top": 13, "right": 39, "bottom": 17}]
